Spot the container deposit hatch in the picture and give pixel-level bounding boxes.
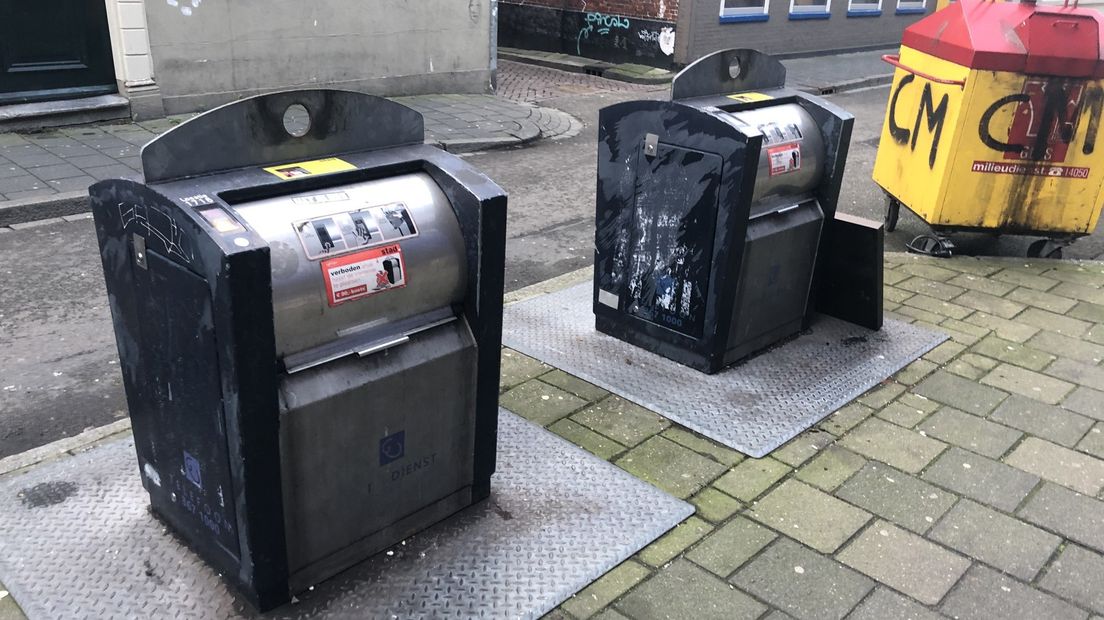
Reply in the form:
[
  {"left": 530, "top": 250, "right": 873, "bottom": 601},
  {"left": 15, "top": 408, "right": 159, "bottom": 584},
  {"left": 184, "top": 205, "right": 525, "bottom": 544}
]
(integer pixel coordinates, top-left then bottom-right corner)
[
  {"left": 593, "top": 49, "right": 883, "bottom": 374},
  {"left": 88, "top": 89, "right": 507, "bottom": 610}
]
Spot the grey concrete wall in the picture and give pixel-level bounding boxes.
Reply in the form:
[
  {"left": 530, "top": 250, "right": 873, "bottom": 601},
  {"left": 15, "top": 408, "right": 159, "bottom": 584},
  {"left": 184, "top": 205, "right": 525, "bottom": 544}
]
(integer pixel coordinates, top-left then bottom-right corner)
[
  {"left": 145, "top": 0, "right": 494, "bottom": 114},
  {"left": 683, "top": 0, "right": 930, "bottom": 62}
]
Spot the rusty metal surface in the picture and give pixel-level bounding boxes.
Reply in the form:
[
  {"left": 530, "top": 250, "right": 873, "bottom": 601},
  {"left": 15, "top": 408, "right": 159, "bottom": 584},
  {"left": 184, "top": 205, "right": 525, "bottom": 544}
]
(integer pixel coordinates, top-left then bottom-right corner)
[
  {"left": 503, "top": 282, "right": 946, "bottom": 457},
  {"left": 0, "top": 410, "right": 692, "bottom": 619}
]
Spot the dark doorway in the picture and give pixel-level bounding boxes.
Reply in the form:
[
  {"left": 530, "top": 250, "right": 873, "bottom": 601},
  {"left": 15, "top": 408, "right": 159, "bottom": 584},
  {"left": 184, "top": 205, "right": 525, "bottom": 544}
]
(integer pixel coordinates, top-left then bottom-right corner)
[{"left": 0, "top": 0, "right": 118, "bottom": 105}]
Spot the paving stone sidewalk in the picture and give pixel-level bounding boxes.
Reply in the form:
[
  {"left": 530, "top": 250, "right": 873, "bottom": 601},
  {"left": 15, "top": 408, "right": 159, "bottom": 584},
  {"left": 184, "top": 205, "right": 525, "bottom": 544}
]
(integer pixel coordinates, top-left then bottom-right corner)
[
  {"left": 0, "top": 89, "right": 580, "bottom": 221},
  {"left": 3, "top": 253, "right": 1104, "bottom": 620},
  {"left": 509, "top": 253, "right": 1104, "bottom": 620}
]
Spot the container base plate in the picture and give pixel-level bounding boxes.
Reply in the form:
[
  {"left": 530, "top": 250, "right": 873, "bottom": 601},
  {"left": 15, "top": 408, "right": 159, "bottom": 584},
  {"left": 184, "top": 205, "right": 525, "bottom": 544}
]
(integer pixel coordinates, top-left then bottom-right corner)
[
  {"left": 503, "top": 283, "right": 946, "bottom": 457},
  {"left": 0, "top": 410, "right": 692, "bottom": 619}
]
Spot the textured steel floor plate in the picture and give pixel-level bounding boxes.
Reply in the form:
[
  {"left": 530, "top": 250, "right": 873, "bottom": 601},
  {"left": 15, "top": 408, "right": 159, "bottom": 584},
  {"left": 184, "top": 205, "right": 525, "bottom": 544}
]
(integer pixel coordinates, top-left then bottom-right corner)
[
  {"left": 0, "top": 410, "right": 692, "bottom": 619},
  {"left": 504, "top": 283, "right": 946, "bottom": 457}
]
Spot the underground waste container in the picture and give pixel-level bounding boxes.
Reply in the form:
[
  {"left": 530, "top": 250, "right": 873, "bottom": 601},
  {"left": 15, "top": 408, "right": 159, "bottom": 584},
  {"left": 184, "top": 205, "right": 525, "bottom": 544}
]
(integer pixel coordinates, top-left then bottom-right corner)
[
  {"left": 874, "top": 0, "right": 1104, "bottom": 258},
  {"left": 594, "top": 49, "right": 883, "bottom": 374},
  {"left": 89, "top": 89, "right": 507, "bottom": 610}
]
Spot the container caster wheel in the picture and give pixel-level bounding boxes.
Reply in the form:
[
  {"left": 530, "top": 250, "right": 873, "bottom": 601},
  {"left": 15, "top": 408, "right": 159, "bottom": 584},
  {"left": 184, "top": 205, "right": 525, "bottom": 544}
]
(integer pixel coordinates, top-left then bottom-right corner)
[
  {"left": 884, "top": 197, "right": 900, "bottom": 232},
  {"left": 1027, "top": 239, "right": 1064, "bottom": 259},
  {"left": 906, "top": 234, "right": 954, "bottom": 258}
]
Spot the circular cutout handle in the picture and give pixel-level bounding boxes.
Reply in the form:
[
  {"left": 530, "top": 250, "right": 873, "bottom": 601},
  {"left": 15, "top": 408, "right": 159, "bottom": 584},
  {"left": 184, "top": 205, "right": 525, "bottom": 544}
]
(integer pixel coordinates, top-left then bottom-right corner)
[
  {"left": 282, "top": 103, "right": 311, "bottom": 137},
  {"left": 728, "top": 59, "right": 742, "bottom": 80}
]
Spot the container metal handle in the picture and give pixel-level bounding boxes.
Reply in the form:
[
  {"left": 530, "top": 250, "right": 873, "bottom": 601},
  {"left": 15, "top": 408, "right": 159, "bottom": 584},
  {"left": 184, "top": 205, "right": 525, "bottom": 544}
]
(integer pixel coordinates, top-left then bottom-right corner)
[{"left": 881, "top": 54, "right": 967, "bottom": 88}]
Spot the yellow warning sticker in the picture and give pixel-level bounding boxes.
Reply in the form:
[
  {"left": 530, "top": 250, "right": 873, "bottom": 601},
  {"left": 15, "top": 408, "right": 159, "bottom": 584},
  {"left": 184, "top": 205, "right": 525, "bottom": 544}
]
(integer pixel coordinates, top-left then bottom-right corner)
[
  {"left": 727, "top": 92, "right": 773, "bottom": 103},
  {"left": 263, "top": 157, "right": 356, "bottom": 180}
]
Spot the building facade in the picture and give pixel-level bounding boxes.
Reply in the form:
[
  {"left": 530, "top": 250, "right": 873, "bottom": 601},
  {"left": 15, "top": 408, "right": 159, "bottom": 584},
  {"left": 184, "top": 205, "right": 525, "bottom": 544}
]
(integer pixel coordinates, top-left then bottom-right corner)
[
  {"left": 498, "top": 0, "right": 932, "bottom": 69},
  {"left": 1, "top": 0, "right": 497, "bottom": 119}
]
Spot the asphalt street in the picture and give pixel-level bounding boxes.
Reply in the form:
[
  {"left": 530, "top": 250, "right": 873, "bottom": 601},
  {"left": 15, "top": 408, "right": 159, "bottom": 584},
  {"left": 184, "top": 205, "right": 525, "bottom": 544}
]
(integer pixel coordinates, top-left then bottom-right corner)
[{"left": 2, "top": 80, "right": 1103, "bottom": 457}]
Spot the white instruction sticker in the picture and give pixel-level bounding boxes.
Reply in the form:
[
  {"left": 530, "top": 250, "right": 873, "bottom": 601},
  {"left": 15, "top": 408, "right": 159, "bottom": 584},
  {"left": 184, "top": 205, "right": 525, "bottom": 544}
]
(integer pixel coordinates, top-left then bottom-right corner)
[{"left": 321, "top": 244, "right": 406, "bottom": 306}]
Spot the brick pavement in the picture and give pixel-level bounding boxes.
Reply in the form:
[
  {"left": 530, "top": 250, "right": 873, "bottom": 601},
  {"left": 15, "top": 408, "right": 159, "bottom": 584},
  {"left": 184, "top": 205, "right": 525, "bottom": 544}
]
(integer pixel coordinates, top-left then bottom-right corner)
[
  {"left": 496, "top": 253, "right": 1104, "bottom": 620},
  {"left": 495, "top": 59, "right": 664, "bottom": 104},
  {"left": 3, "top": 253, "right": 1104, "bottom": 619}
]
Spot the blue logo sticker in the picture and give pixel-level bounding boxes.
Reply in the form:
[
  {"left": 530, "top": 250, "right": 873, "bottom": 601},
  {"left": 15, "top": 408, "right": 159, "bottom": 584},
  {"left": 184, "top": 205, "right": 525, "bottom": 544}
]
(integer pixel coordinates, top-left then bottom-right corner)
[
  {"left": 379, "top": 431, "right": 405, "bottom": 466},
  {"left": 183, "top": 451, "right": 202, "bottom": 489}
]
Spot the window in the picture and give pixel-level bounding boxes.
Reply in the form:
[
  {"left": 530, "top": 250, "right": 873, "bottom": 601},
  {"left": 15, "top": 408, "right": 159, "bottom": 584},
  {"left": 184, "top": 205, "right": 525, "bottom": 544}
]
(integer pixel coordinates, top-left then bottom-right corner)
[
  {"left": 720, "top": 0, "right": 770, "bottom": 22},
  {"left": 790, "top": 0, "right": 830, "bottom": 19},
  {"left": 896, "top": 0, "right": 926, "bottom": 14},
  {"left": 847, "top": 0, "right": 881, "bottom": 16}
]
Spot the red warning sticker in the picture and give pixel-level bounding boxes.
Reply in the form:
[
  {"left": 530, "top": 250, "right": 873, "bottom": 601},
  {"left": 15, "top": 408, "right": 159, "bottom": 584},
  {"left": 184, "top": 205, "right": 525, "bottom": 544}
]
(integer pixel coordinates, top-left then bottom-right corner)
[
  {"left": 321, "top": 244, "right": 406, "bottom": 306},
  {"left": 767, "top": 143, "right": 801, "bottom": 176}
]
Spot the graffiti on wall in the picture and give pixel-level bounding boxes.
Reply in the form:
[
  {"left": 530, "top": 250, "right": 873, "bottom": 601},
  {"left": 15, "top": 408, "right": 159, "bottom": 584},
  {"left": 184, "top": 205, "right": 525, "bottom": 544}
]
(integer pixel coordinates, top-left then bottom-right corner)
[
  {"left": 637, "top": 27, "right": 676, "bottom": 56},
  {"left": 578, "top": 12, "right": 632, "bottom": 55},
  {"left": 167, "top": 0, "right": 202, "bottom": 16},
  {"left": 498, "top": 3, "right": 677, "bottom": 69}
]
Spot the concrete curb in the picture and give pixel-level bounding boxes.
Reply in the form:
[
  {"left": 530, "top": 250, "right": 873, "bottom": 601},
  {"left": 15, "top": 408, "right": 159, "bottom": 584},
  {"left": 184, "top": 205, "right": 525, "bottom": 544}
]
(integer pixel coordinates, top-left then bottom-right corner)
[
  {"left": 0, "top": 191, "right": 89, "bottom": 228},
  {"left": 500, "top": 50, "right": 674, "bottom": 85},
  {"left": 0, "top": 419, "right": 131, "bottom": 479},
  {"left": 793, "top": 73, "right": 894, "bottom": 96},
  {"left": 499, "top": 50, "right": 613, "bottom": 75}
]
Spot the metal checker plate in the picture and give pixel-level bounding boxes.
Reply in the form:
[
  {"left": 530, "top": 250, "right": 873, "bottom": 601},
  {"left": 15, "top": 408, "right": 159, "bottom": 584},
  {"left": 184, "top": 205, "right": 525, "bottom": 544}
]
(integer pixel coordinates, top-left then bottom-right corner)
[
  {"left": 503, "top": 283, "right": 947, "bottom": 457},
  {"left": 0, "top": 410, "right": 692, "bottom": 620}
]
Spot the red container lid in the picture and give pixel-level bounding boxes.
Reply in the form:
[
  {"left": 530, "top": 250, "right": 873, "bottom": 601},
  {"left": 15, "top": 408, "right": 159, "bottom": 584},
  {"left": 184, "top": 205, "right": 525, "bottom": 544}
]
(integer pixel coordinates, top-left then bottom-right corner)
[{"left": 902, "top": 0, "right": 1104, "bottom": 78}]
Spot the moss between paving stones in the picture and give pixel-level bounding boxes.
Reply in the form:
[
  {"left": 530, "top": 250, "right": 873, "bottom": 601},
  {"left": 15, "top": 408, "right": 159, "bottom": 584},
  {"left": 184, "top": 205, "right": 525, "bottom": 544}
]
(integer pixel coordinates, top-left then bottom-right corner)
[
  {"left": 1048, "top": 358, "right": 1104, "bottom": 392},
  {"left": 548, "top": 418, "right": 625, "bottom": 460},
  {"left": 838, "top": 418, "right": 947, "bottom": 474},
  {"left": 990, "top": 395, "right": 1094, "bottom": 448},
  {"left": 928, "top": 499, "right": 1060, "bottom": 581},
  {"left": 835, "top": 462, "right": 956, "bottom": 535},
  {"left": 838, "top": 521, "right": 970, "bottom": 606},
  {"left": 1005, "top": 437, "right": 1104, "bottom": 496},
  {"left": 771, "top": 429, "right": 834, "bottom": 467},
  {"left": 660, "top": 427, "right": 743, "bottom": 467},
  {"left": 981, "top": 363, "right": 1075, "bottom": 405},
  {"left": 921, "top": 446, "right": 1039, "bottom": 513},
  {"left": 746, "top": 479, "right": 871, "bottom": 553},
  {"left": 684, "top": 515, "right": 775, "bottom": 578},
  {"left": 539, "top": 369, "right": 609, "bottom": 402},
  {"left": 1027, "top": 330, "right": 1104, "bottom": 365},
  {"left": 818, "top": 402, "right": 874, "bottom": 437},
  {"left": 614, "top": 436, "right": 726, "bottom": 499},
  {"left": 499, "top": 379, "right": 588, "bottom": 426},
  {"left": 688, "top": 487, "right": 742, "bottom": 523},
  {"left": 637, "top": 516, "right": 713, "bottom": 568},
  {"left": 616, "top": 560, "right": 766, "bottom": 620},
  {"left": 499, "top": 349, "right": 551, "bottom": 391},
  {"left": 0, "top": 581, "right": 25, "bottom": 620},
  {"left": 971, "top": 334, "right": 1056, "bottom": 371},
  {"left": 1079, "top": 425, "right": 1104, "bottom": 459},
  {"left": 573, "top": 396, "right": 670, "bottom": 448},
  {"left": 713, "top": 457, "right": 791, "bottom": 502},
  {"left": 561, "top": 560, "right": 651, "bottom": 619},
  {"left": 916, "top": 406, "right": 1022, "bottom": 459},
  {"left": 731, "top": 538, "right": 874, "bottom": 619},
  {"left": 795, "top": 445, "right": 867, "bottom": 492}
]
